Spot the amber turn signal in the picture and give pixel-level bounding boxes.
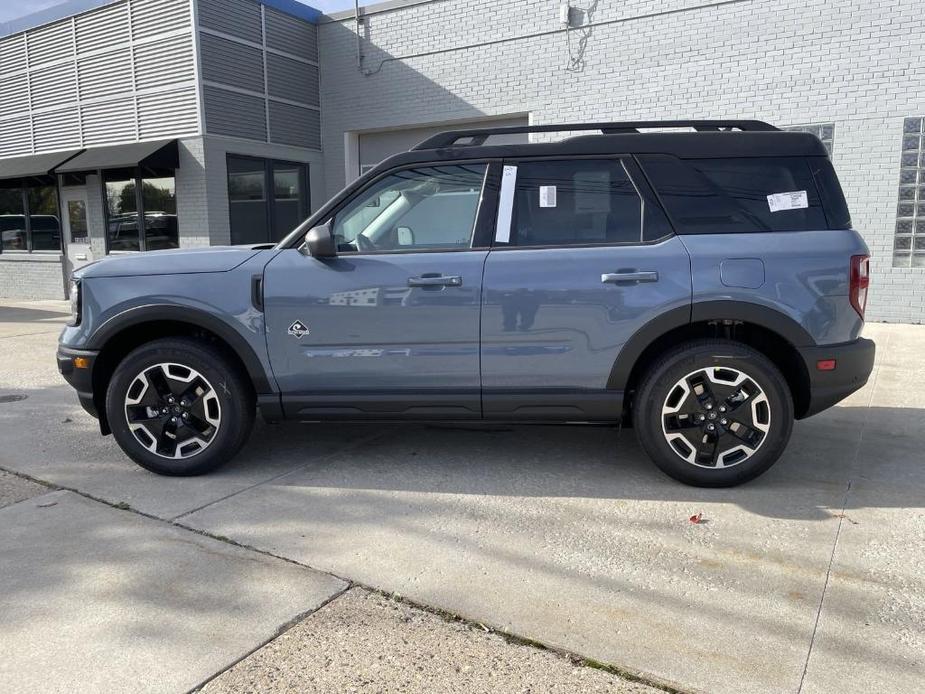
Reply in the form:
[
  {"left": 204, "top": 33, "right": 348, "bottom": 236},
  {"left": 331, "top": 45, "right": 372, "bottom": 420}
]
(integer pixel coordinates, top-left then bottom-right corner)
[{"left": 73, "top": 357, "right": 91, "bottom": 370}]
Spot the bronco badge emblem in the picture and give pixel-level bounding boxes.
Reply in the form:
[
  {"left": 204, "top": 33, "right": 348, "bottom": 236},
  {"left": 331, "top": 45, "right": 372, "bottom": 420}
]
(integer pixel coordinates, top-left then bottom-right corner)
[{"left": 287, "top": 320, "right": 310, "bottom": 339}]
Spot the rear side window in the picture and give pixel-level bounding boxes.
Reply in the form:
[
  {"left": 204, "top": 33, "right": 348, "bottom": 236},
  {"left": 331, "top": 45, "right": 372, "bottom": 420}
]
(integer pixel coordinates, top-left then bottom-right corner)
[
  {"left": 505, "top": 159, "right": 644, "bottom": 246},
  {"left": 639, "top": 155, "right": 834, "bottom": 233}
]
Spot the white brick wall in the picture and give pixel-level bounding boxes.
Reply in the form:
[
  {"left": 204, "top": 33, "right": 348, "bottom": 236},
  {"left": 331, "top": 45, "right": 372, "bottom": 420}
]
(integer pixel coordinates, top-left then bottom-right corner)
[
  {"left": 318, "top": 0, "right": 925, "bottom": 322},
  {"left": 0, "top": 255, "right": 65, "bottom": 299}
]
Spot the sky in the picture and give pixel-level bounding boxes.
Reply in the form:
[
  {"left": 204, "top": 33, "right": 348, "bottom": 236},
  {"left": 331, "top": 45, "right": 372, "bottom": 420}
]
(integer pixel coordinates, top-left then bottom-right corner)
[{"left": 0, "top": 0, "right": 357, "bottom": 23}]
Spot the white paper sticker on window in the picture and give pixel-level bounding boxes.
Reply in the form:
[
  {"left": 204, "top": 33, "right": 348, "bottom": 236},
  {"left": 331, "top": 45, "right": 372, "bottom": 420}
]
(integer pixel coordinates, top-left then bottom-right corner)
[
  {"left": 539, "top": 185, "right": 557, "bottom": 208},
  {"left": 767, "top": 190, "right": 808, "bottom": 213},
  {"left": 494, "top": 165, "right": 518, "bottom": 243}
]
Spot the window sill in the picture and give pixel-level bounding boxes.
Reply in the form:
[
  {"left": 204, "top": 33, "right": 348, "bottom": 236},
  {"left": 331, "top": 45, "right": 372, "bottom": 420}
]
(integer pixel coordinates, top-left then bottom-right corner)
[{"left": 0, "top": 252, "right": 64, "bottom": 263}]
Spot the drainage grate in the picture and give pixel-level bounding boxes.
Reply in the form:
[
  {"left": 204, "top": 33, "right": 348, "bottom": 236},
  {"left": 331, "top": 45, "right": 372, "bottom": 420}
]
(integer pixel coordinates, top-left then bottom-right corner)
[{"left": 0, "top": 394, "right": 28, "bottom": 404}]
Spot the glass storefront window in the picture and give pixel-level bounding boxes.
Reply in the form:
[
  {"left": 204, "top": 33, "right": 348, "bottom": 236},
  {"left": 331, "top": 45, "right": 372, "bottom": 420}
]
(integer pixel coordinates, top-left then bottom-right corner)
[
  {"left": 0, "top": 184, "right": 61, "bottom": 253},
  {"left": 0, "top": 187, "right": 26, "bottom": 252},
  {"left": 228, "top": 155, "right": 309, "bottom": 245},
  {"left": 28, "top": 186, "right": 61, "bottom": 251},
  {"left": 104, "top": 170, "right": 178, "bottom": 253}
]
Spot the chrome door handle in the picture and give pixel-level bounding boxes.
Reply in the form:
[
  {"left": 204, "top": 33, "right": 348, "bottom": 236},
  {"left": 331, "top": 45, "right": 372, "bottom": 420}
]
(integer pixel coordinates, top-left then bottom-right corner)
[
  {"left": 601, "top": 271, "right": 659, "bottom": 284},
  {"left": 408, "top": 275, "right": 463, "bottom": 287}
]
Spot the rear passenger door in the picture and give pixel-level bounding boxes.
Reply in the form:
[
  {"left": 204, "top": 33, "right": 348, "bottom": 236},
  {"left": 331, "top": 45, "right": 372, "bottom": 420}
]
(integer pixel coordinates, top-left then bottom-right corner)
[{"left": 480, "top": 156, "right": 692, "bottom": 420}]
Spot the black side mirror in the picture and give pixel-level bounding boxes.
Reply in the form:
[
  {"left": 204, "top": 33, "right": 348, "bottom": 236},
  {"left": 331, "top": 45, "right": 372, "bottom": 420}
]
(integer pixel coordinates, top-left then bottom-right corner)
[{"left": 302, "top": 222, "right": 337, "bottom": 258}]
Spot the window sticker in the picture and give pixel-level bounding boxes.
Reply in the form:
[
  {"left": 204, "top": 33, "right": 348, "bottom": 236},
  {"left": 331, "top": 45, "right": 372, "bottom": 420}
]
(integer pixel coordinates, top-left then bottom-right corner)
[
  {"left": 767, "top": 190, "right": 808, "bottom": 213},
  {"left": 539, "top": 185, "right": 557, "bottom": 208},
  {"left": 494, "top": 165, "right": 518, "bottom": 243}
]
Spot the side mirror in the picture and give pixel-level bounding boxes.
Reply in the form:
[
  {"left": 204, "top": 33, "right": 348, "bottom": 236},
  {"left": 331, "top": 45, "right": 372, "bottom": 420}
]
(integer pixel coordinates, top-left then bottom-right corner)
[{"left": 302, "top": 222, "right": 337, "bottom": 258}]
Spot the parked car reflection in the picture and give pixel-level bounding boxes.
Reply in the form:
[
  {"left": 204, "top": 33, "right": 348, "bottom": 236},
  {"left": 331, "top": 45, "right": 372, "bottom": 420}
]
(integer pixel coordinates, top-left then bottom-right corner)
[
  {"left": 107, "top": 212, "right": 179, "bottom": 251},
  {"left": 0, "top": 214, "right": 61, "bottom": 251}
]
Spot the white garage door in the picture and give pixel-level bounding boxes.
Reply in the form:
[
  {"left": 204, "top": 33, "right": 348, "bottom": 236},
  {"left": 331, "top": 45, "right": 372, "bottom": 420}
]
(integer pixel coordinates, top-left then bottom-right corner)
[{"left": 357, "top": 116, "right": 529, "bottom": 176}]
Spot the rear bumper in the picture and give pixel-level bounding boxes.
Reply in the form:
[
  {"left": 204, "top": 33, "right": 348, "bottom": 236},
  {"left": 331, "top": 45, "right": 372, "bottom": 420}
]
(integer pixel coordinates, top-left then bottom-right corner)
[
  {"left": 797, "top": 337, "right": 876, "bottom": 418},
  {"left": 57, "top": 346, "right": 100, "bottom": 419}
]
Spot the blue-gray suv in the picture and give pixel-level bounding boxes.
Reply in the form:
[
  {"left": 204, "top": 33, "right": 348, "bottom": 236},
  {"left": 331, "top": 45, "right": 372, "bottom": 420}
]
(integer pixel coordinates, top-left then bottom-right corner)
[{"left": 58, "top": 120, "right": 876, "bottom": 487}]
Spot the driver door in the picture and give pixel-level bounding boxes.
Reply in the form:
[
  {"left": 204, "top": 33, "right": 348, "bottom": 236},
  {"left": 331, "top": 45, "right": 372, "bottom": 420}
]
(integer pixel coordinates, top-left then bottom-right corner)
[{"left": 263, "top": 161, "right": 498, "bottom": 419}]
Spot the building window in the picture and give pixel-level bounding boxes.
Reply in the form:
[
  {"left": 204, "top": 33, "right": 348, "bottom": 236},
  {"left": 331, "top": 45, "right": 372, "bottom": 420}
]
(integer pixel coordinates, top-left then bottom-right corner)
[
  {"left": 228, "top": 155, "right": 310, "bottom": 245},
  {"left": 104, "top": 169, "right": 178, "bottom": 253},
  {"left": 784, "top": 123, "right": 835, "bottom": 156},
  {"left": 894, "top": 117, "right": 925, "bottom": 268},
  {"left": 0, "top": 183, "right": 61, "bottom": 253}
]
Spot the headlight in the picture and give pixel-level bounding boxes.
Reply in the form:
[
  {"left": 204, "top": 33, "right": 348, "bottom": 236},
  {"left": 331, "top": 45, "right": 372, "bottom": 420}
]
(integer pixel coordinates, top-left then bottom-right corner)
[{"left": 68, "top": 280, "right": 81, "bottom": 326}]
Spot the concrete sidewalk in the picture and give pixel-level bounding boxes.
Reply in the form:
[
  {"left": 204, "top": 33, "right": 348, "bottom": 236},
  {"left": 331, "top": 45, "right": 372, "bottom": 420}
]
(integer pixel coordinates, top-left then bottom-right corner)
[{"left": 0, "top": 299, "right": 922, "bottom": 693}]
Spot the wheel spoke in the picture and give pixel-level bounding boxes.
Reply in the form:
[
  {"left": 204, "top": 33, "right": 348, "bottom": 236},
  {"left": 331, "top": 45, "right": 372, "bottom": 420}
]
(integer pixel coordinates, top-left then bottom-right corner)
[
  {"left": 664, "top": 412, "right": 702, "bottom": 431},
  {"left": 126, "top": 404, "right": 161, "bottom": 423},
  {"left": 687, "top": 372, "right": 716, "bottom": 407},
  {"left": 724, "top": 418, "right": 765, "bottom": 449},
  {"left": 148, "top": 365, "right": 177, "bottom": 399},
  {"left": 694, "top": 431, "right": 721, "bottom": 467},
  {"left": 155, "top": 419, "right": 180, "bottom": 458}
]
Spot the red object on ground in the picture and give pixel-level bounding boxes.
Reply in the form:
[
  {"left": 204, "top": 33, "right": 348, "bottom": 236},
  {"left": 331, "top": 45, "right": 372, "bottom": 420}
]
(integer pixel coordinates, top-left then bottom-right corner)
[{"left": 689, "top": 512, "right": 703, "bottom": 524}]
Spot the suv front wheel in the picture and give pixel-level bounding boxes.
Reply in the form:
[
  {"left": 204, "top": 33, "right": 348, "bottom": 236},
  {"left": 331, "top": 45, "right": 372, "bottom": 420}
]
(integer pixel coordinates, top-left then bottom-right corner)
[
  {"left": 105, "top": 337, "right": 255, "bottom": 476},
  {"left": 633, "top": 339, "right": 794, "bottom": 487}
]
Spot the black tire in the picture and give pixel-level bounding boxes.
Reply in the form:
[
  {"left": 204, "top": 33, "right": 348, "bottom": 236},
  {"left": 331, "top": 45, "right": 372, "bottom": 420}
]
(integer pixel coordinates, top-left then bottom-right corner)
[
  {"left": 633, "top": 339, "right": 793, "bottom": 487},
  {"left": 105, "top": 337, "right": 255, "bottom": 476}
]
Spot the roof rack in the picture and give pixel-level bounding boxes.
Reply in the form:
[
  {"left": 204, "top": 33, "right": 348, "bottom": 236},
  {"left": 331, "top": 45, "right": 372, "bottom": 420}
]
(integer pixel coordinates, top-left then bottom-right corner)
[{"left": 412, "top": 120, "right": 779, "bottom": 150}]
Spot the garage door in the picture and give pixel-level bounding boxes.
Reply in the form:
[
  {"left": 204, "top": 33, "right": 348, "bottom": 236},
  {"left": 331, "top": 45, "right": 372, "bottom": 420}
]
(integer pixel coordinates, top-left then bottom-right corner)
[{"left": 358, "top": 116, "right": 529, "bottom": 176}]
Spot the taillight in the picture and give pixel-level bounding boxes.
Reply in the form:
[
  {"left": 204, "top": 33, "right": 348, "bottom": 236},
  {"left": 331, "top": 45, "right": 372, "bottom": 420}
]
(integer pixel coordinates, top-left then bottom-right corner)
[{"left": 850, "top": 255, "right": 870, "bottom": 319}]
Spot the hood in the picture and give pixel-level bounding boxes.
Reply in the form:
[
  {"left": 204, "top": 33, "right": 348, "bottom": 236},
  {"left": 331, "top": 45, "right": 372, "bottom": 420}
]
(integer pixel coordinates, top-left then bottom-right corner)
[{"left": 74, "top": 245, "right": 271, "bottom": 279}]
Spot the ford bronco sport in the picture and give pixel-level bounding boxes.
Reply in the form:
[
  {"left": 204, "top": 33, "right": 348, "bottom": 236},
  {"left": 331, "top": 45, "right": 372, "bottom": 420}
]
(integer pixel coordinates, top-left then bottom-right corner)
[{"left": 58, "top": 120, "right": 875, "bottom": 487}]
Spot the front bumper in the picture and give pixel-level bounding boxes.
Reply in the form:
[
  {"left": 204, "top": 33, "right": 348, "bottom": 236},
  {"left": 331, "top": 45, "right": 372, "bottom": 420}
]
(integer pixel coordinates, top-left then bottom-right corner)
[
  {"left": 57, "top": 346, "right": 100, "bottom": 419},
  {"left": 797, "top": 337, "right": 876, "bottom": 418}
]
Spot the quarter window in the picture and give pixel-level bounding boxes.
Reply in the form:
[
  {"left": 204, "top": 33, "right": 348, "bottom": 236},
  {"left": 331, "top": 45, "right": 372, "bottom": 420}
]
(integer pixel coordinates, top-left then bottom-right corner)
[
  {"left": 503, "top": 159, "right": 644, "bottom": 246},
  {"left": 332, "top": 164, "right": 487, "bottom": 253}
]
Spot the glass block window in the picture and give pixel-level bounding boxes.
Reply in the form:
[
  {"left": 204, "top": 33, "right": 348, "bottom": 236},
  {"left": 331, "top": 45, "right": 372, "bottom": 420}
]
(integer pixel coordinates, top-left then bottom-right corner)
[
  {"left": 784, "top": 123, "right": 835, "bottom": 156},
  {"left": 894, "top": 117, "right": 925, "bottom": 268}
]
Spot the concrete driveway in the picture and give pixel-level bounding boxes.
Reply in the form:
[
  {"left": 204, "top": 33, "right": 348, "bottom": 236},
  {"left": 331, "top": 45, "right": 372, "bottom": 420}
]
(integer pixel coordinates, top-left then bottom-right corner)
[{"left": 0, "top": 299, "right": 922, "bottom": 693}]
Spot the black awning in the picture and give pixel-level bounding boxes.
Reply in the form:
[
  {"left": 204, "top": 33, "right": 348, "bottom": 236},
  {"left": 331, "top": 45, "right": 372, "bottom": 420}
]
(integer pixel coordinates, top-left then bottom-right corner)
[
  {"left": 0, "top": 149, "right": 83, "bottom": 184},
  {"left": 56, "top": 139, "right": 179, "bottom": 173}
]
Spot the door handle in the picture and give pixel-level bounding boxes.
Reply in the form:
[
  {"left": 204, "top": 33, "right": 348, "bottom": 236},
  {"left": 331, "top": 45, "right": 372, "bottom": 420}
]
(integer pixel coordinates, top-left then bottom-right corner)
[
  {"left": 408, "top": 275, "right": 463, "bottom": 288},
  {"left": 601, "top": 271, "right": 659, "bottom": 284}
]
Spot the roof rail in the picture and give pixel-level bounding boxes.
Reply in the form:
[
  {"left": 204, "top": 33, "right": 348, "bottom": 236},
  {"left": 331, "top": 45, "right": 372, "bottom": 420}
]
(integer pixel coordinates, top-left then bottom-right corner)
[{"left": 412, "top": 120, "right": 779, "bottom": 150}]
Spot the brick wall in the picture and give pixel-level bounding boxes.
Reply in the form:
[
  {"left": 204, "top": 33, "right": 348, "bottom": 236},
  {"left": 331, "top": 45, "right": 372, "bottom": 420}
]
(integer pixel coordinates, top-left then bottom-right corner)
[
  {"left": 318, "top": 0, "right": 925, "bottom": 322},
  {"left": 0, "top": 256, "right": 65, "bottom": 299}
]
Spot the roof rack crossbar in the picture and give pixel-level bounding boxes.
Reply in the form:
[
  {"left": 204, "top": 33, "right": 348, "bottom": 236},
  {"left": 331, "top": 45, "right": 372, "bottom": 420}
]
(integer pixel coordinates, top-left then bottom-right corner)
[{"left": 412, "top": 120, "right": 778, "bottom": 150}]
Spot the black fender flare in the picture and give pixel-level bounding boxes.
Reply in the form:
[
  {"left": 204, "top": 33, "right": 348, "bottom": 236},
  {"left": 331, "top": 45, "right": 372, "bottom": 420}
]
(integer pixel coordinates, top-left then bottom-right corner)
[
  {"left": 88, "top": 304, "right": 274, "bottom": 394},
  {"left": 607, "top": 300, "right": 815, "bottom": 391}
]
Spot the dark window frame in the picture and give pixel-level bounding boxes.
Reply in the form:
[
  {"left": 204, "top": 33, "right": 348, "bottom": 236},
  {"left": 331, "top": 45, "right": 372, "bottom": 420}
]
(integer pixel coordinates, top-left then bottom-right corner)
[
  {"left": 0, "top": 178, "right": 62, "bottom": 254},
  {"left": 101, "top": 166, "right": 178, "bottom": 254},
  {"left": 227, "top": 154, "right": 311, "bottom": 245}
]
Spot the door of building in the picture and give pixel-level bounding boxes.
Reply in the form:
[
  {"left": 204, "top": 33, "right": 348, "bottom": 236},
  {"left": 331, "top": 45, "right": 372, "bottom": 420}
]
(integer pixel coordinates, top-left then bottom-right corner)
[{"left": 60, "top": 186, "right": 92, "bottom": 276}]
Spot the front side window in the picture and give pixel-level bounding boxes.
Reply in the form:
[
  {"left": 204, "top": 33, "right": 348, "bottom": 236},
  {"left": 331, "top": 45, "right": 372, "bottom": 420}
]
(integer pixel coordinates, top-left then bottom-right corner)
[
  {"left": 332, "top": 164, "right": 487, "bottom": 253},
  {"left": 105, "top": 170, "right": 178, "bottom": 253},
  {"left": 0, "top": 184, "right": 60, "bottom": 253},
  {"left": 504, "top": 159, "right": 643, "bottom": 246}
]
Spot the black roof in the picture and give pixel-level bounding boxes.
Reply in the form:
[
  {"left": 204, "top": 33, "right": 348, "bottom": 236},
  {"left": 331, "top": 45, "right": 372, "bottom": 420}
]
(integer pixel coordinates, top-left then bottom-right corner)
[{"left": 374, "top": 120, "right": 829, "bottom": 172}]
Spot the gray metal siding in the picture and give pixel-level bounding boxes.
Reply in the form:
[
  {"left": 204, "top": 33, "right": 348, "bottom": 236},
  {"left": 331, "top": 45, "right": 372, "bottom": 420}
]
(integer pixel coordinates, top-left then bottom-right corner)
[
  {"left": 131, "top": 0, "right": 191, "bottom": 40},
  {"left": 269, "top": 101, "right": 320, "bottom": 149},
  {"left": 133, "top": 33, "right": 195, "bottom": 90},
  {"left": 266, "top": 54, "right": 318, "bottom": 107},
  {"left": 265, "top": 8, "right": 318, "bottom": 63},
  {"left": 204, "top": 85, "right": 267, "bottom": 141},
  {"left": 198, "top": 0, "right": 262, "bottom": 42},
  {"left": 200, "top": 33, "right": 265, "bottom": 93}
]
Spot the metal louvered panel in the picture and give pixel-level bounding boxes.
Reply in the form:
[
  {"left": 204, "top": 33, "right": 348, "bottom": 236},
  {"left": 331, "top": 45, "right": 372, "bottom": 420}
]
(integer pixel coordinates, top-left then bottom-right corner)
[
  {"left": 75, "top": 1, "right": 130, "bottom": 53},
  {"left": 203, "top": 85, "right": 266, "bottom": 141},
  {"left": 137, "top": 86, "right": 198, "bottom": 139},
  {"left": 78, "top": 48, "right": 132, "bottom": 101},
  {"left": 81, "top": 99, "right": 137, "bottom": 145},
  {"left": 198, "top": 0, "right": 261, "bottom": 42},
  {"left": 134, "top": 34, "right": 195, "bottom": 91},
  {"left": 269, "top": 101, "right": 320, "bottom": 150},
  {"left": 32, "top": 108, "right": 81, "bottom": 151},
  {"left": 0, "top": 34, "right": 27, "bottom": 75},
  {"left": 0, "top": 117, "right": 31, "bottom": 157},
  {"left": 265, "top": 8, "right": 317, "bottom": 63},
  {"left": 26, "top": 20, "right": 74, "bottom": 67},
  {"left": 0, "top": 72, "right": 29, "bottom": 113},
  {"left": 131, "top": 0, "right": 192, "bottom": 40},
  {"left": 199, "top": 33, "right": 263, "bottom": 93},
  {"left": 30, "top": 62, "right": 78, "bottom": 111},
  {"left": 267, "top": 54, "right": 318, "bottom": 107}
]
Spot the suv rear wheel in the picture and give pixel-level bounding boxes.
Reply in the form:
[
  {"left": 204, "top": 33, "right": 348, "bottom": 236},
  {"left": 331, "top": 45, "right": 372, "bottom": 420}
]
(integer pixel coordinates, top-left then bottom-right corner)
[
  {"left": 633, "top": 339, "right": 793, "bottom": 487},
  {"left": 105, "top": 338, "right": 255, "bottom": 476}
]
